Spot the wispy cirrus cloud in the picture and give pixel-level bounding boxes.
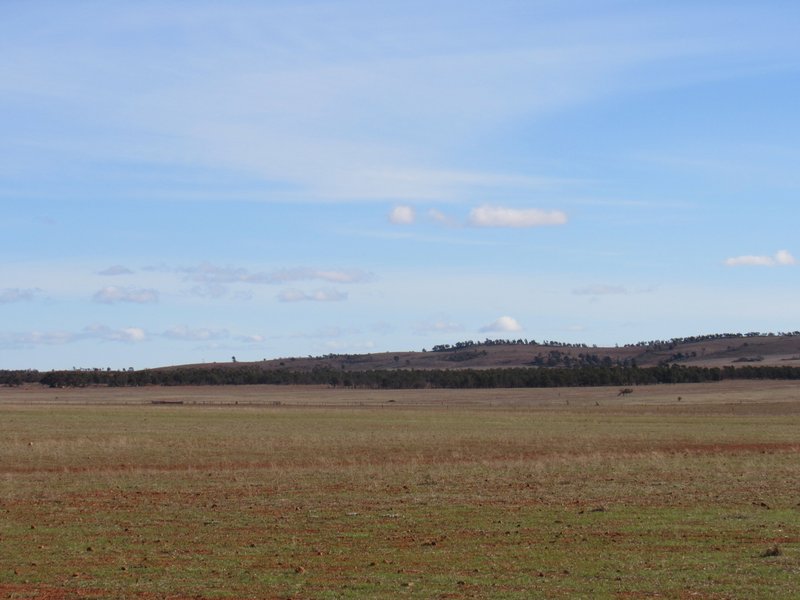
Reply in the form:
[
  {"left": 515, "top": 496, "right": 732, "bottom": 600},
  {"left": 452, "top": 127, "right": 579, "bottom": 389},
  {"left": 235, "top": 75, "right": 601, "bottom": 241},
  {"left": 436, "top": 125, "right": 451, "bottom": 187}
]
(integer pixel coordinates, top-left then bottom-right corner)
[
  {"left": 4, "top": 2, "right": 794, "bottom": 208},
  {"left": 468, "top": 205, "right": 568, "bottom": 228},
  {"left": 0, "top": 325, "right": 149, "bottom": 348},
  {"left": 0, "top": 288, "right": 41, "bottom": 303},
  {"left": 0, "top": 330, "right": 74, "bottom": 348},
  {"left": 83, "top": 324, "right": 147, "bottom": 343},
  {"left": 278, "top": 289, "right": 348, "bottom": 303},
  {"left": 93, "top": 286, "right": 159, "bottom": 304},
  {"left": 162, "top": 325, "right": 230, "bottom": 342},
  {"left": 573, "top": 284, "right": 629, "bottom": 296},
  {"left": 725, "top": 249, "right": 796, "bottom": 267},
  {"left": 163, "top": 263, "right": 374, "bottom": 285}
]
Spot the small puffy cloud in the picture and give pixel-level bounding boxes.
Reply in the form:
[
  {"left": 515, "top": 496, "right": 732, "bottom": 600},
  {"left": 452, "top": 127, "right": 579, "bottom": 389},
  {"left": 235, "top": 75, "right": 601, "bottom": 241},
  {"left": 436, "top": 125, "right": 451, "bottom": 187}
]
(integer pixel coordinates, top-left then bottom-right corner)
[
  {"left": 775, "top": 250, "right": 797, "bottom": 266},
  {"left": 725, "top": 250, "right": 796, "bottom": 267},
  {"left": 480, "top": 316, "right": 523, "bottom": 333},
  {"left": 162, "top": 325, "right": 230, "bottom": 341},
  {"left": 93, "top": 286, "right": 159, "bottom": 304},
  {"left": 83, "top": 325, "right": 147, "bottom": 343},
  {"left": 469, "top": 205, "right": 567, "bottom": 228},
  {"left": 389, "top": 205, "right": 415, "bottom": 225},
  {"left": 98, "top": 265, "right": 133, "bottom": 276},
  {"left": 121, "top": 327, "right": 147, "bottom": 342},
  {"left": 278, "top": 288, "right": 348, "bottom": 302},
  {"left": 0, "top": 288, "right": 40, "bottom": 303}
]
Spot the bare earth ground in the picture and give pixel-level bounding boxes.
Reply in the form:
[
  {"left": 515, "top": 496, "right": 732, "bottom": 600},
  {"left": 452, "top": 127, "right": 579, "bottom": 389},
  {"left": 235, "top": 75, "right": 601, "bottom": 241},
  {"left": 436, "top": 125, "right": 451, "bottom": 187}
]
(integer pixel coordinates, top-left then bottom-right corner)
[{"left": 1, "top": 381, "right": 800, "bottom": 599}]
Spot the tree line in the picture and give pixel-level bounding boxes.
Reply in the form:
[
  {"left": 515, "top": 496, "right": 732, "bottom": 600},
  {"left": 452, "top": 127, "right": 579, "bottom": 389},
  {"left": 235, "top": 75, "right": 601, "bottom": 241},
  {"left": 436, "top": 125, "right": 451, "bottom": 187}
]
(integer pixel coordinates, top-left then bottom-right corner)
[
  {"left": 3, "top": 364, "right": 800, "bottom": 389},
  {"left": 429, "top": 331, "right": 800, "bottom": 354}
]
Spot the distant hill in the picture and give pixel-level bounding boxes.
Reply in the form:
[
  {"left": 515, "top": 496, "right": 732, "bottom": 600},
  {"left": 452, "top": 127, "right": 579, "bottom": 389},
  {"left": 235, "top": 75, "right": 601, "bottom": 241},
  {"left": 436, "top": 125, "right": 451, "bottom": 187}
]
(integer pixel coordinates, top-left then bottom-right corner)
[
  {"left": 8, "top": 332, "right": 800, "bottom": 389},
  {"left": 176, "top": 332, "right": 800, "bottom": 372}
]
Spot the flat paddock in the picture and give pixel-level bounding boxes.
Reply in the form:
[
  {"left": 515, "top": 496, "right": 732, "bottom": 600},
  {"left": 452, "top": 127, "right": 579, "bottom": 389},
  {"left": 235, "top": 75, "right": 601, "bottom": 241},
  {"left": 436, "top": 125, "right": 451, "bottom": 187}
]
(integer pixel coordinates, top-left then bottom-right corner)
[{"left": 1, "top": 381, "right": 799, "bottom": 598}]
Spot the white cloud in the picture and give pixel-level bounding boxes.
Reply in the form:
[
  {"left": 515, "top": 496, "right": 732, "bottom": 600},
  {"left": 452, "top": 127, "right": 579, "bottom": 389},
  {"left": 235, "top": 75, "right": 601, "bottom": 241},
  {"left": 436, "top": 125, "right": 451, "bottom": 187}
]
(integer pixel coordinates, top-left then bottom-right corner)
[
  {"left": 162, "top": 325, "right": 229, "bottom": 341},
  {"left": 236, "top": 334, "right": 266, "bottom": 343},
  {"left": 278, "top": 289, "right": 348, "bottom": 302},
  {"left": 121, "top": 327, "right": 147, "bottom": 343},
  {"left": 0, "top": 330, "right": 74, "bottom": 348},
  {"left": 83, "top": 325, "right": 147, "bottom": 343},
  {"left": 0, "top": 288, "right": 40, "bottom": 303},
  {"left": 775, "top": 250, "right": 797, "bottom": 266},
  {"left": 725, "top": 250, "right": 796, "bottom": 267},
  {"left": 468, "top": 205, "right": 568, "bottom": 228},
  {"left": 1, "top": 325, "right": 148, "bottom": 348},
  {"left": 93, "top": 286, "right": 159, "bottom": 304},
  {"left": 480, "top": 316, "right": 523, "bottom": 333},
  {"left": 724, "top": 255, "right": 775, "bottom": 267},
  {"left": 98, "top": 265, "right": 134, "bottom": 276},
  {"left": 389, "top": 205, "right": 415, "bottom": 225}
]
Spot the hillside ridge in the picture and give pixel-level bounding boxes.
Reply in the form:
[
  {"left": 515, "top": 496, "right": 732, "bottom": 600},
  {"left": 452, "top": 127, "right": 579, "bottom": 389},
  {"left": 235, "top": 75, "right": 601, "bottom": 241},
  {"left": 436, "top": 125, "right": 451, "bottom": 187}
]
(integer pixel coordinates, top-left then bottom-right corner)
[{"left": 181, "top": 331, "right": 800, "bottom": 372}]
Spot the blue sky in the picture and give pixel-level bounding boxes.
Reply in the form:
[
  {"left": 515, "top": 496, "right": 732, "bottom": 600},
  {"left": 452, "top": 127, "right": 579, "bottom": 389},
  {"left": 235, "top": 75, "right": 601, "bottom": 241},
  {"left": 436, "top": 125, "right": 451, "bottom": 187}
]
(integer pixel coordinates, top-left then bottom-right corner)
[{"left": 2, "top": 0, "right": 799, "bottom": 370}]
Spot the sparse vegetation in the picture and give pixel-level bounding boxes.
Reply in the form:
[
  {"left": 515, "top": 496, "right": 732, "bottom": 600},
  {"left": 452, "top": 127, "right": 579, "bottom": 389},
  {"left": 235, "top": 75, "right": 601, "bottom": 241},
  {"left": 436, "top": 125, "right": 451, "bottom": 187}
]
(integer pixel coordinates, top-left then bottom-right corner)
[{"left": 1, "top": 381, "right": 799, "bottom": 598}]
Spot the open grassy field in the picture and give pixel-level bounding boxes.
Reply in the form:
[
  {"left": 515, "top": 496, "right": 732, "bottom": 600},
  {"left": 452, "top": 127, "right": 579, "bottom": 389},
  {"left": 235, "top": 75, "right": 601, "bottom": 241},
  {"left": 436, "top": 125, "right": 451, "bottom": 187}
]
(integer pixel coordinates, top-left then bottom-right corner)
[{"left": 2, "top": 381, "right": 800, "bottom": 599}]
